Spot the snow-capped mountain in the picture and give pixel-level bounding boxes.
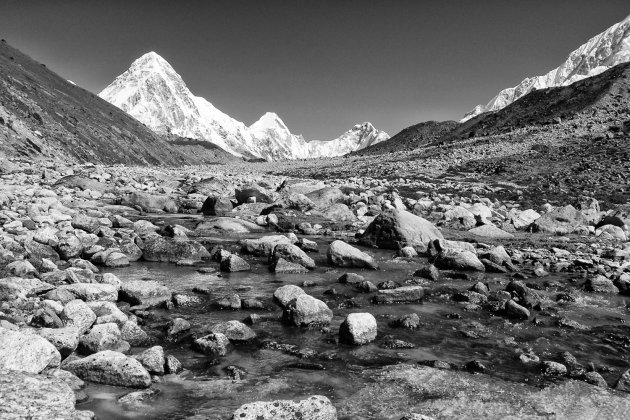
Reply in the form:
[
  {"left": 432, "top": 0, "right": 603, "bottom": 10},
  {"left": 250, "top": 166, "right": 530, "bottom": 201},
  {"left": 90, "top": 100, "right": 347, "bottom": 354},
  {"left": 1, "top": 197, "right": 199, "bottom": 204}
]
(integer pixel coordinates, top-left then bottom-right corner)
[
  {"left": 99, "top": 52, "right": 388, "bottom": 160},
  {"left": 462, "top": 14, "right": 630, "bottom": 122}
]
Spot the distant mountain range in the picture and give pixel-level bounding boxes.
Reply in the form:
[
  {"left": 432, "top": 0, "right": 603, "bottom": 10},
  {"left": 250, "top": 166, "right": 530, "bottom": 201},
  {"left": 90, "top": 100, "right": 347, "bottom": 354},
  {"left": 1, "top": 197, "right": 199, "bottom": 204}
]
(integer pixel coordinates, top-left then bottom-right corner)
[
  {"left": 99, "top": 52, "right": 388, "bottom": 160},
  {"left": 462, "top": 14, "right": 630, "bottom": 122}
]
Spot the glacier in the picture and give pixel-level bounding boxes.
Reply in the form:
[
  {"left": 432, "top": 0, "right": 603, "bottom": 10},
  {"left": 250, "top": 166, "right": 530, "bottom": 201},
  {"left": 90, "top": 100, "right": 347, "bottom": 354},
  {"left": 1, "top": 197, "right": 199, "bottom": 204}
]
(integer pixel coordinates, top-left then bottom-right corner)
[{"left": 99, "top": 52, "right": 388, "bottom": 160}]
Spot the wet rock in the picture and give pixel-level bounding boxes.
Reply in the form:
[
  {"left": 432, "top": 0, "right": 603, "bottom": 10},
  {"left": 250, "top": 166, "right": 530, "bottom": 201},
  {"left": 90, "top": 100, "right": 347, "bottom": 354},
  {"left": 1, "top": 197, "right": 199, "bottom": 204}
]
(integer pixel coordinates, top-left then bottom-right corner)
[
  {"left": 0, "top": 369, "right": 93, "bottom": 419},
  {"left": 118, "top": 388, "right": 161, "bottom": 409},
  {"left": 60, "top": 299, "right": 96, "bottom": 334},
  {"left": 327, "top": 240, "right": 378, "bottom": 269},
  {"left": 201, "top": 195, "right": 234, "bottom": 216},
  {"left": 232, "top": 395, "right": 337, "bottom": 420},
  {"left": 119, "top": 280, "right": 172, "bottom": 307},
  {"left": 240, "top": 235, "right": 292, "bottom": 257},
  {"left": 196, "top": 217, "right": 265, "bottom": 234},
  {"left": 398, "top": 246, "right": 418, "bottom": 258},
  {"left": 356, "top": 280, "right": 378, "bottom": 293},
  {"left": 338, "top": 272, "right": 365, "bottom": 284},
  {"left": 583, "top": 371, "right": 608, "bottom": 388},
  {"left": 359, "top": 209, "right": 443, "bottom": 250},
  {"left": 274, "top": 285, "right": 306, "bottom": 309},
  {"left": 380, "top": 336, "right": 416, "bottom": 349},
  {"left": 615, "top": 369, "right": 630, "bottom": 392},
  {"left": 541, "top": 361, "right": 567, "bottom": 376},
  {"left": 132, "top": 345, "right": 165, "bottom": 375},
  {"left": 373, "top": 286, "right": 424, "bottom": 304},
  {"left": 270, "top": 243, "right": 316, "bottom": 270},
  {"left": 391, "top": 313, "right": 420, "bottom": 329},
  {"left": 378, "top": 280, "right": 401, "bottom": 290},
  {"left": 505, "top": 300, "right": 530, "bottom": 320},
  {"left": 413, "top": 264, "right": 441, "bottom": 281},
  {"left": 282, "top": 295, "right": 333, "bottom": 327},
  {"left": 220, "top": 254, "right": 251, "bottom": 272},
  {"left": 584, "top": 275, "right": 619, "bottom": 294},
  {"left": 165, "top": 354, "right": 182, "bottom": 374},
  {"left": 64, "top": 350, "right": 152, "bottom": 388},
  {"left": 339, "top": 313, "right": 377, "bottom": 345},
  {"left": 37, "top": 327, "right": 80, "bottom": 358},
  {"left": 194, "top": 332, "right": 232, "bottom": 356},
  {"left": 217, "top": 293, "right": 242, "bottom": 310},
  {"left": 434, "top": 250, "right": 485, "bottom": 272},
  {"left": 0, "top": 327, "right": 61, "bottom": 373},
  {"left": 298, "top": 238, "right": 319, "bottom": 252},
  {"left": 120, "top": 321, "right": 151, "bottom": 346},
  {"left": 210, "top": 320, "right": 256, "bottom": 342},
  {"left": 470, "top": 282, "right": 489, "bottom": 295},
  {"left": 142, "top": 236, "right": 210, "bottom": 263},
  {"left": 79, "top": 323, "right": 129, "bottom": 355},
  {"left": 271, "top": 257, "right": 309, "bottom": 273},
  {"left": 167, "top": 317, "right": 191, "bottom": 337}
]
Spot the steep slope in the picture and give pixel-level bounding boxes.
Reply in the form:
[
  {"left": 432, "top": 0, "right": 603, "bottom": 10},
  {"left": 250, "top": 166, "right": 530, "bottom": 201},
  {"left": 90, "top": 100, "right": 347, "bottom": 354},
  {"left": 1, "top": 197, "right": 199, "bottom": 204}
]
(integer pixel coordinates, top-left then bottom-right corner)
[
  {"left": 99, "top": 52, "right": 388, "bottom": 160},
  {"left": 463, "top": 14, "right": 630, "bottom": 122},
  {"left": 0, "top": 40, "right": 218, "bottom": 166},
  {"left": 442, "top": 61, "right": 630, "bottom": 144},
  {"left": 354, "top": 120, "right": 458, "bottom": 156}
]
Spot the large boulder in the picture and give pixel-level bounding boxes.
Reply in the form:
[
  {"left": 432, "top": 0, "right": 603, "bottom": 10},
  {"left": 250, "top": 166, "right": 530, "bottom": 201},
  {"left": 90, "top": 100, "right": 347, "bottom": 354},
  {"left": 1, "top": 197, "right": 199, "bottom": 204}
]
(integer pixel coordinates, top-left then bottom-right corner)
[
  {"left": 193, "top": 333, "right": 232, "bottom": 356},
  {"left": 533, "top": 205, "right": 586, "bottom": 235},
  {"left": 468, "top": 224, "right": 514, "bottom": 239},
  {"left": 240, "top": 235, "right": 292, "bottom": 257},
  {"left": 60, "top": 300, "right": 96, "bottom": 334},
  {"left": 124, "top": 192, "right": 177, "bottom": 213},
  {"left": 282, "top": 295, "right": 333, "bottom": 327},
  {"left": 196, "top": 217, "right": 265, "bottom": 234},
  {"left": 57, "top": 283, "right": 118, "bottom": 302},
  {"left": 321, "top": 203, "right": 356, "bottom": 222},
  {"left": 273, "top": 285, "right": 307, "bottom": 309},
  {"left": 0, "top": 370, "right": 94, "bottom": 419},
  {"left": 327, "top": 240, "right": 378, "bottom": 269},
  {"left": 235, "top": 184, "right": 275, "bottom": 204},
  {"left": 201, "top": 195, "right": 234, "bottom": 216},
  {"left": 306, "top": 187, "right": 345, "bottom": 208},
  {"left": 79, "top": 323, "right": 129, "bottom": 355},
  {"left": 0, "top": 327, "right": 61, "bottom": 373},
  {"left": 210, "top": 320, "right": 256, "bottom": 342},
  {"left": 270, "top": 243, "right": 315, "bottom": 270},
  {"left": 232, "top": 395, "right": 337, "bottom": 420},
  {"left": 132, "top": 345, "right": 165, "bottom": 375},
  {"left": 0, "top": 277, "right": 54, "bottom": 300},
  {"left": 63, "top": 350, "right": 151, "bottom": 388},
  {"left": 142, "top": 237, "right": 210, "bottom": 262},
  {"left": 37, "top": 327, "right": 80, "bottom": 358},
  {"left": 359, "top": 209, "right": 443, "bottom": 250},
  {"left": 339, "top": 313, "right": 377, "bottom": 345},
  {"left": 373, "top": 286, "right": 424, "bottom": 304},
  {"left": 434, "top": 250, "right": 485, "bottom": 272},
  {"left": 119, "top": 280, "right": 172, "bottom": 307},
  {"left": 510, "top": 209, "right": 541, "bottom": 230}
]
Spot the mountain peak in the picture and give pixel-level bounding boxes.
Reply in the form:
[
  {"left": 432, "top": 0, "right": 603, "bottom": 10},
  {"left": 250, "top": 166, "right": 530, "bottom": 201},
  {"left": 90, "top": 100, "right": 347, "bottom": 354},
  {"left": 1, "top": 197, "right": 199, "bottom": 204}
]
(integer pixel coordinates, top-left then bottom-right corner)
[
  {"left": 250, "top": 111, "right": 289, "bottom": 133},
  {"left": 462, "top": 15, "right": 630, "bottom": 121},
  {"left": 128, "top": 51, "right": 175, "bottom": 74}
]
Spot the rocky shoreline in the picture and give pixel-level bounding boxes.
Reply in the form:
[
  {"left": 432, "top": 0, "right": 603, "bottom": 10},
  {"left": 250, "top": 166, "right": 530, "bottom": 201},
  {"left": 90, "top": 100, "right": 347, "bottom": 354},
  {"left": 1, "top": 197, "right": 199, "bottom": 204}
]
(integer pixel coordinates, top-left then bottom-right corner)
[{"left": 2, "top": 159, "right": 630, "bottom": 419}]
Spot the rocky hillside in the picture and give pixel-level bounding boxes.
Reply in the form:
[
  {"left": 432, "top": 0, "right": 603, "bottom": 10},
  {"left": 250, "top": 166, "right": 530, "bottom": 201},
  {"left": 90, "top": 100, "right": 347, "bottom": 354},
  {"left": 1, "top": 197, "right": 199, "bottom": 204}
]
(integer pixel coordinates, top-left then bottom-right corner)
[
  {"left": 0, "top": 40, "right": 236, "bottom": 166},
  {"left": 355, "top": 120, "right": 458, "bottom": 156}
]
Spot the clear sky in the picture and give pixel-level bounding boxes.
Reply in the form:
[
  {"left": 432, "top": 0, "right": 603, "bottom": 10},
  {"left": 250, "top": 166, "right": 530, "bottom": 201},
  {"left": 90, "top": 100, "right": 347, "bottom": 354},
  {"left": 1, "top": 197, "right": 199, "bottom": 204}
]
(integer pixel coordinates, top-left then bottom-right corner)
[{"left": 1, "top": 0, "right": 628, "bottom": 139}]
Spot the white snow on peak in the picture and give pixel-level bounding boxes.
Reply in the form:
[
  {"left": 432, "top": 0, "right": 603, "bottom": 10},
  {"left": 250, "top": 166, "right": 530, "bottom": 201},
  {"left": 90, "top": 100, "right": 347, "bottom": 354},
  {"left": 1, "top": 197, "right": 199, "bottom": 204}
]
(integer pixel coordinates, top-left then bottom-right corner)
[
  {"left": 462, "top": 14, "right": 630, "bottom": 122},
  {"left": 99, "top": 54, "right": 388, "bottom": 160}
]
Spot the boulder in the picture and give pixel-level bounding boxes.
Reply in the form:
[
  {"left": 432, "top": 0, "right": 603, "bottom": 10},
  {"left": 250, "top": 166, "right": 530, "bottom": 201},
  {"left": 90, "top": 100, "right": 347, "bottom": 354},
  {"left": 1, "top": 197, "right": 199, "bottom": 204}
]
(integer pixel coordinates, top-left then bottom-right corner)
[
  {"left": 201, "top": 195, "right": 234, "bottom": 216},
  {"left": 327, "top": 240, "right": 378, "bottom": 269},
  {"left": 321, "top": 203, "right": 356, "bottom": 222},
  {"left": 585, "top": 275, "right": 619, "bottom": 294},
  {"left": 306, "top": 187, "right": 345, "bottom": 208},
  {"left": 119, "top": 280, "right": 172, "bottom": 307},
  {"left": 282, "top": 295, "right": 333, "bottom": 327},
  {"left": 235, "top": 184, "right": 274, "bottom": 204},
  {"left": 359, "top": 209, "right": 443, "bottom": 250},
  {"left": 37, "top": 327, "right": 80, "bottom": 358},
  {"left": 510, "top": 209, "right": 541, "bottom": 230},
  {"left": 240, "top": 235, "right": 292, "bottom": 257},
  {"left": 270, "top": 243, "right": 316, "bottom": 270},
  {"left": 64, "top": 350, "right": 151, "bottom": 388},
  {"left": 142, "top": 236, "right": 210, "bottom": 263},
  {"left": 505, "top": 300, "right": 530, "bottom": 320},
  {"left": 373, "top": 286, "right": 424, "bottom": 304},
  {"left": 0, "top": 327, "right": 61, "bottom": 373},
  {"left": 273, "top": 285, "right": 306, "bottom": 309},
  {"left": 468, "top": 224, "right": 515, "bottom": 239},
  {"left": 132, "top": 345, "right": 165, "bottom": 375},
  {"left": 232, "top": 395, "right": 337, "bottom": 420},
  {"left": 0, "top": 370, "right": 93, "bottom": 419},
  {"left": 533, "top": 205, "right": 585, "bottom": 235},
  {"left": 220, "top": 254, "right": 251, "bottom": 272},
  {"left": 58, "top": 283, "right": 118, "bottom": 302},
  {"left": 339, "top": 313, "right": 377, "bottom": 345},
  {"left": 193, "top": 332, "right": 232, "bottom": 356},
  {"left": 120, "top": 321, "right": 151, "bottom": 346},
  {"left": 60, "top": 300, "right": 96, "bottom": 334},
  {"left": 124, "top": 192, "right": 177, "bottom": 213},
  {"left": 196, "top": 217, "right": 266, "bottom": 234},
  {"left": 79, "top": 323, "right": 129, "bottom": 355},
  {"left": 210, "top": 320, "right": 256, "bottom": 342},
  {"left": 434, "top": 250, "right": 485, "bottom": 272}
]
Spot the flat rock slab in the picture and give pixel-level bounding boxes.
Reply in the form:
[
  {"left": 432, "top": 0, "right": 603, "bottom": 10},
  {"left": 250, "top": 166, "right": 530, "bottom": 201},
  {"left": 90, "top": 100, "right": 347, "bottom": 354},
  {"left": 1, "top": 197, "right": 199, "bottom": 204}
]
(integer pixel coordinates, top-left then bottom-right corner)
[
  {"left": 232, "top": 395, "right": 337, "bottom": 420},
  {"left": 0, "top": 369, "right": 94, "bottom": 419},
  {"left": 337, "top": 364, "right": 630, "bottom": 419}
]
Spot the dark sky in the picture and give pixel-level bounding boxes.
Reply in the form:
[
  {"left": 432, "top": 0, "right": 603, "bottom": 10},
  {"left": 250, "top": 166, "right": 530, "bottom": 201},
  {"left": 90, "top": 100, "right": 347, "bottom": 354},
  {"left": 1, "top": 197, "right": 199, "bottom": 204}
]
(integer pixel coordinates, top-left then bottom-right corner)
[{"left": 1, "top": 0, "right": 628, "bottom": 139}]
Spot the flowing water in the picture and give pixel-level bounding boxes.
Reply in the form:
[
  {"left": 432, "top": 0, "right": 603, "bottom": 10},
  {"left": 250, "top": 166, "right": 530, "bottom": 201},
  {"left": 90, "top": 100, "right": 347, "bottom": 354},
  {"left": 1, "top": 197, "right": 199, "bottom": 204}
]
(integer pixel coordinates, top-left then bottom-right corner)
[{"left": 77, "top": 226, "right": 630, "bottom": 419}]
